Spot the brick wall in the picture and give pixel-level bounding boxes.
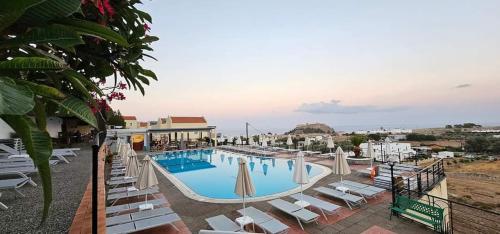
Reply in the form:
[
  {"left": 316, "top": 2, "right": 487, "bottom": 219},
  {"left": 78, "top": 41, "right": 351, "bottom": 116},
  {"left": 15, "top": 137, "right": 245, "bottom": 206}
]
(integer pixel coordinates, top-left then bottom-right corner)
[{"left": 69, "top": 144, "right": 108, "bottom": 234}]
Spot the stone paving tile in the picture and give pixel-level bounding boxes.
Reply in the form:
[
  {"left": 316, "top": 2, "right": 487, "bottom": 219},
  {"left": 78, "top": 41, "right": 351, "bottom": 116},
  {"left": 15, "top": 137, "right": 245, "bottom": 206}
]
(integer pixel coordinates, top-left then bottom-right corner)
[{"left": 361, "top": 225, "right": 397, "bottom": 234}]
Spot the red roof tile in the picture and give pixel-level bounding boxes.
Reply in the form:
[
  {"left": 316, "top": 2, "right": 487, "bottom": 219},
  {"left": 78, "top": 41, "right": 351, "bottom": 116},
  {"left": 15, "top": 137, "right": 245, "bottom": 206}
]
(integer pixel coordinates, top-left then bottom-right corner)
[
  {"left": 122, "top": 116, "right": 136, "bottom": 120},
  {"left": 170, "top": 116, "right": 207, "bottom": 124}
]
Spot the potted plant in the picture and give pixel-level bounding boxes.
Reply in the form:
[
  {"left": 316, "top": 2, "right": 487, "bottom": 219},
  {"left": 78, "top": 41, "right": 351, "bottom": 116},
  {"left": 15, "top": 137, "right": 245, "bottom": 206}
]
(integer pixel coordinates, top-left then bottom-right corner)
[{"left": 350, "top": 135, "right": 365, "bottom": 157}]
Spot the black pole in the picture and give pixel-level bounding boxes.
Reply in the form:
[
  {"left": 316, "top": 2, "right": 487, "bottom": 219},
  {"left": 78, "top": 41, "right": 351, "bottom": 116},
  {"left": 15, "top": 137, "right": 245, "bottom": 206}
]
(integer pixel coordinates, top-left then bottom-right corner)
[
  {"left": 91, "top": 144, "right": 99, "bottom": 234},
  {"left": 390, "top": 162, "right": 396, "bottom": 205}
]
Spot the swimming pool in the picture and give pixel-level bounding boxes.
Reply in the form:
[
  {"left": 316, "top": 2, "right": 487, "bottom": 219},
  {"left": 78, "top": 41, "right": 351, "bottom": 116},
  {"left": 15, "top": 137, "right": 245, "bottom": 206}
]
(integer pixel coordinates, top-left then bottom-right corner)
[{"left": 152, "top": 149, "right": 331, "bottom": 202}]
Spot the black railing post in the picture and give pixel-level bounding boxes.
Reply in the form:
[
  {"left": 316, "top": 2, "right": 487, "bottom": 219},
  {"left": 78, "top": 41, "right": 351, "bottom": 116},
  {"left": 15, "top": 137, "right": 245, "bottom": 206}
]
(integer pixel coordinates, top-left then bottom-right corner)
[
  {"left": 432, "top": 164, "right": 436, "bottom": 184},
  {"left": 390, "top": 162, "right": 396, "bottom": 205},
  {"left": 417, "top": 173, "right": 422, "bottom": 195},
  {"left": 449, "top": 201, "right": 454, "bottom": 234},
  {"left": 91, "top": 144, "right": 99, "bottom": 234},
  {"left": 407, "top": 177, "right": 411, "bottom": 197},
  {"left": 426, "top": 169, "right": 429, "bottom": 189}
]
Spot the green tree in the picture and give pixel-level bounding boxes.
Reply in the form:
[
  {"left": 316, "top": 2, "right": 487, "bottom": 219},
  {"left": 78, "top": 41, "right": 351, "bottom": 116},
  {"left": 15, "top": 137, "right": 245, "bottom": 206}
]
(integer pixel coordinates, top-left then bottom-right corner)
[
  {"left": 107, "top": 109, "right": 125, "bottom": 127},
  {"left": 367, "top": 133, "right": 381, "bottom": 141},
  {"left": 0, "top": 0, "right": 157, "bottom": 221},
  {"left": 465, "top": 137, "right": 489, "bottom": 153}
]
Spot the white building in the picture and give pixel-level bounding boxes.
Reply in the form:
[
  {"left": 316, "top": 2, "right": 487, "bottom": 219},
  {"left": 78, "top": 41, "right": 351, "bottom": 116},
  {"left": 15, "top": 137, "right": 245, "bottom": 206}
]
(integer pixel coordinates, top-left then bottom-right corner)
[
  {"left": 360, "top": 142, "right": 415, "bottom": 161},
  {"left": 435, "top": 151, "right": 454, "bottom": 158},
  {"left": 354, "top": 128, "right": 413, "bottom": 135},
  {"left": 123, "top": 116, "right": 138, "bottom": 129}
]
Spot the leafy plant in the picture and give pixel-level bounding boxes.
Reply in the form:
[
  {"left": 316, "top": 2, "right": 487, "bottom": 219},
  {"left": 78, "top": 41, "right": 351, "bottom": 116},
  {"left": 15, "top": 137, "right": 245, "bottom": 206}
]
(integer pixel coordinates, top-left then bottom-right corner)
[
  {"left": 350, "top": 135, "right": 365, "bottom": 157},
  {"left": 0, "top": 0, "right": 157, "bottom": 222}
]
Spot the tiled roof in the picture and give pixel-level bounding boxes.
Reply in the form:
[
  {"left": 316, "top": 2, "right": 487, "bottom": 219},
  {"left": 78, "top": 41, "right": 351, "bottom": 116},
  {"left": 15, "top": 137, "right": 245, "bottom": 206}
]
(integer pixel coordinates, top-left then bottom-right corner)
[
  {"left": 170, "top": 116, "right": 207, "bottom": 124},
  {"left": 122, "top": 116, "right": 136, "bottom": 120}
]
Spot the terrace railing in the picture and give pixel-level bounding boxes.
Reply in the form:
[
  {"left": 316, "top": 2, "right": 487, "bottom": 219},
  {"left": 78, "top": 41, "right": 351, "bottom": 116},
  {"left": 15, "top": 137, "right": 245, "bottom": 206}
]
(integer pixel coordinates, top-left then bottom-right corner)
[
  {"left": 389, "top": 159, "right": 500, "bottom": 233},
  {"left": 422, "top": 194, "right": 500, "bottom": 233}
]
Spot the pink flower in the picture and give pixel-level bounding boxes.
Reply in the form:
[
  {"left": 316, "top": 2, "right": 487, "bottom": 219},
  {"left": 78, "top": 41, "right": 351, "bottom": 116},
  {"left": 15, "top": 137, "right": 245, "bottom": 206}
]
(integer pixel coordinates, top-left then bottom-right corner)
[{"left": 144, "top": 24, "right": 151, "bottom": 32}]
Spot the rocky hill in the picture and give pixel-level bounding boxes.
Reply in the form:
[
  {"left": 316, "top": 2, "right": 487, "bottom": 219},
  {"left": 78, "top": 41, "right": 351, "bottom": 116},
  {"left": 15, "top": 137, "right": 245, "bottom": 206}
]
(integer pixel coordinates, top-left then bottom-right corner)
[{"left": 286, "top": 123, "right": 334, "bottom": 134}]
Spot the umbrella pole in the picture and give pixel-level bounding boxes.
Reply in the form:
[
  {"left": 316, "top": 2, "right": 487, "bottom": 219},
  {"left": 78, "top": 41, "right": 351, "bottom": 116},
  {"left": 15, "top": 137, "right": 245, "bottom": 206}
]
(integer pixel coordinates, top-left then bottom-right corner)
[{"left": 300, "top": 184, "right": 304, "bottom": 206}]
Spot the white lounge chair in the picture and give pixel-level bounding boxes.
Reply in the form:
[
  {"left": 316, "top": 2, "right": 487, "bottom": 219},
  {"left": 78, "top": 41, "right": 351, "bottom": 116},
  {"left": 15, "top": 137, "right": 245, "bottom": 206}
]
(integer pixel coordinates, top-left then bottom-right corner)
[
  {"left": 205, "top": 215, "right": 241, "bottom": 232},
  {"left": 237, "top": 206, "right": 289, "bottom": 234},
  {"left": 267, "top": 199, "right": 319, "bottom": 230},
  {"left": 0, "top": 177, "right": 31, "bottom": 209},
  {"left": 313, "top": 187, "right": 364, "bottom": 210},
  {"left": 289, "top": 193, "right": 341, "bottom": 220}
]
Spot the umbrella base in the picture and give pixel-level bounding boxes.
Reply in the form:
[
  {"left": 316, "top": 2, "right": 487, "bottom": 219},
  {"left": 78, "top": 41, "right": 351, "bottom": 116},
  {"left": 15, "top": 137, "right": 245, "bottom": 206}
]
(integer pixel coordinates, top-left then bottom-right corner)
[
  {"left": 139, "top": 203, "right": 154, "bottom": 211},
  {"left": 126, "top": 187, "right": 138, "bottom": 192},
  {"left": 294, "top": 200, "right": 310, "bottom": 208}
]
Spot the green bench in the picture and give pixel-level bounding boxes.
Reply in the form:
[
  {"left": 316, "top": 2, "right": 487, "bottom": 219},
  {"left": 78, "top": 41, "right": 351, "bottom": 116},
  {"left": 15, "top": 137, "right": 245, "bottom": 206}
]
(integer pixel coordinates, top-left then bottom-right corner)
[{"left": 390, "top": 195, "right": 444, "bottom": 232}]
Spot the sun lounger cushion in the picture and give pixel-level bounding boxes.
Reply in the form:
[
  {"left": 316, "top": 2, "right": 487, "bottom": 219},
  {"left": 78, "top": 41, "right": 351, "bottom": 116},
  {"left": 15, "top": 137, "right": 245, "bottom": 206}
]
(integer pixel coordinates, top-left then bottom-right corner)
[
  {"left": 205, "top": 215, "right": 240, "bottom": 232},
  {"left": 106, "top": 213, "right": 180, "bottom": 234},
  {"left": 0, "top": 178, "right": 29, "bottom": 189},
  {"left": 289, "top": 193, "right": 341, "bottom": 214},
  {"left": 268, "top": 199, "right": 319, "bottom": 222},
  {"left": 329, "top": 182, "right": 381, "bottom": 198},
  {"left": 342, "top": 180, "right": 386, "bottom": 193},
  {"left": 314, "top": 187, "right": 364, "bottom": 209},
  {"left": 106, "top": 198, "right": 167, "bottom": 215},
  {"left": 107, "top": 187, "right": 159, "bottom": 201},
  {"left": 237, "top": 206, "right": 289, "bottom": 234},
  {"left": 107, "top": 207, "right": 174, "bottom": 226}
]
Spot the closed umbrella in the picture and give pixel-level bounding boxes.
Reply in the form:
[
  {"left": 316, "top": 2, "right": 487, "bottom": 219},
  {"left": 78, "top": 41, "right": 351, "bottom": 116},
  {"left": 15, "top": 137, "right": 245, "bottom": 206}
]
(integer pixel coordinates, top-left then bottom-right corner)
[
  {"left": 332, "top": 147, "right": 351, "bottom": 182},
  {"left": 125, "top": 150, "right": 139, "bottom": 179},
  {"left": 327, "top": 136, "right": 335, "bottom": 153},
  {"left": 135, "top": 155, "right": 159, "bottom": 210},
  {"left": 262, "top": 138, "right": 268, "bottom": 147},
  {"left": 366, "top": 141, "right": 375, "bottom": 169},
  {"left": 385, "top": 137, "right": 392, "bottom": 160},
  {"left": 234, "top": 158, "right": 256, "bottom": 221},
  {"left": 286, "top": 135, "right": 293, "bottom": 149},
  {"left": 293, "top": 152, "right": 309, "bottom": 207},
  {"left": 304, "top": 137, "right": 311, "bottom": 151},
  {"left": 248, "top": 136, "right": 254, "bottom": 146}
]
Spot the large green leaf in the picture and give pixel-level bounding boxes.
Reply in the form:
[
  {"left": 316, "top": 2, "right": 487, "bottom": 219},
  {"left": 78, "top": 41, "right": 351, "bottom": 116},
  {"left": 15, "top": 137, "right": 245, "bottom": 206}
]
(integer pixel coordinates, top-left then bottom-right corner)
[
  {"left": 140, "top": 69, "right": 157, "bottom": 80},
  {"left": 0, "top": 24, "right": 84, "bottom": 49},
  {"left": 19, "top": 0, "right": 81, "bottom": 25},
  {"left": 61, "top": 70, "right": 104, "bottom": 96},
  {"left": 0, "top": 77, "right": 35, "bottom": 115},
  {"left": 0, "top": 0, "right": 45, "bottom": 31},
  {"left": 52, "top": 97, "right": 98, "bottom": 128},
  {"left": 56, "top": 18, "right": 130, "bottom": 47},
  {"left": 62, "top": 71, "right": 93, "bottom": 101},
  {"left": 15, "top": 79, "right": 66, "bottom": 100},
  {"left": 1, "top": 115, "right": 53, "bottom": 222},
  {"left": 0, "top": 57, "right": 66, "bottom": 70}
]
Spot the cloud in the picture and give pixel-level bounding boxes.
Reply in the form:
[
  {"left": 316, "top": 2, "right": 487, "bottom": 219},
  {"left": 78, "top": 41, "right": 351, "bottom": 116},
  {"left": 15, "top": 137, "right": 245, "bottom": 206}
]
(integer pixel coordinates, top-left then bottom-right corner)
[
  {"left": 455, "top": 84, "right": 471, "bottom": 89},
  {"left": 295, "top": 99, "right": 407, "bottom": 114}
]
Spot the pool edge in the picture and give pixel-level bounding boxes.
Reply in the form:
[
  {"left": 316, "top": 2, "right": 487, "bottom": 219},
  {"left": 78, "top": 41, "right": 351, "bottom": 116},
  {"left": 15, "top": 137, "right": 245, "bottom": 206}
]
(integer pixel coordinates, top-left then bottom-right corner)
[{"left": 152, "top": 150, "right": 333, "bottom": 204}]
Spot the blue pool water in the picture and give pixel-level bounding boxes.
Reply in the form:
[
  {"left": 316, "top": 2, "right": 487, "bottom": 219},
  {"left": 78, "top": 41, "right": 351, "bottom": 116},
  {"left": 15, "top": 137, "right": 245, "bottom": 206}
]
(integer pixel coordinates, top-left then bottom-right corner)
[{"left": 153, "top": 149, "right": 324, "bottom": 199}]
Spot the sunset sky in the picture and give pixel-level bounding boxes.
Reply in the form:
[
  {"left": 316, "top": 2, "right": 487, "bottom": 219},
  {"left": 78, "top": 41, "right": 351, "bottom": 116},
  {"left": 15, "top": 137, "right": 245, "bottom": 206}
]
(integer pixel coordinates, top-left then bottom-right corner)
[{"left": 110, "top": 0, "right": 500, "bottom": 135}]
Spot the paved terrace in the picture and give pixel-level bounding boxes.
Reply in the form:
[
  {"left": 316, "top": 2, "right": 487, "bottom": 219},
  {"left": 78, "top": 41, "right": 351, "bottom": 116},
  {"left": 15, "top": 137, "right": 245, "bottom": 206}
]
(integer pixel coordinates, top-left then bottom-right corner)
[
  {"left": 0, "top": 146, "right": 434, "bottom": 233},
  {"left": 148, "top": 149, "right": 433, "bottom": 234}
]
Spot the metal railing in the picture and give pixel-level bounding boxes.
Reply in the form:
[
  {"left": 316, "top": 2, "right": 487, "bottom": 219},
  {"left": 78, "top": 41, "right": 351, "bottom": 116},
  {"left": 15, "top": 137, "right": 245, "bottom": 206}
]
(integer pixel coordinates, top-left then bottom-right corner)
[
  {"left": 390, "top": 159, "right": 500, "bottom": 233},
  {"left": 422, "top": 194, "right": 500, "bottom": 233},
  {"left": 394, "top": 159, "right": 446, "bottom": 199}
]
